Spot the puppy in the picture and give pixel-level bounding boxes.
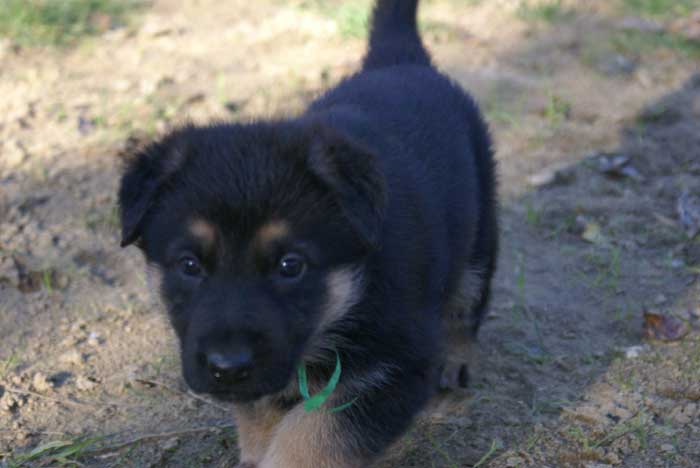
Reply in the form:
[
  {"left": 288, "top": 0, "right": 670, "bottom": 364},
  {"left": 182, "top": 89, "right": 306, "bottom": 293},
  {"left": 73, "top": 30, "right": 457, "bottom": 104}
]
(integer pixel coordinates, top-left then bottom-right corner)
[{"left": 118, "top": 1, "right": 497, "bottom": 466}]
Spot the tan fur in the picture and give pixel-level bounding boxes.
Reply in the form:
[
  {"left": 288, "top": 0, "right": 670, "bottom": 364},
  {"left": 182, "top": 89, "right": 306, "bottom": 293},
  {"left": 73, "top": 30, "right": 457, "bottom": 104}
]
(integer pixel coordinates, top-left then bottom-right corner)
[
  {"left": 233, "top": 400, "right": 285, "bottom": 465},
  {"left": 255, "top": 220, "right": 290, "bottom": 247},
  {"left": 440, "top": 267, "right": 484, "bottom": 389},
  {"left": 258, "top": 405, "right": 365, "bottom": 468},
  {"left": 188, "top": 218, "right": 217, "bottom": 251},
  {"left": 233, "top": 361, "right": 392, "bottom": 467},
  {"left": 319, "top": 266, "right": 365, "bottom": 330},
  {"left": 301, "top": 266, "right": 364, "bottom": 364}
]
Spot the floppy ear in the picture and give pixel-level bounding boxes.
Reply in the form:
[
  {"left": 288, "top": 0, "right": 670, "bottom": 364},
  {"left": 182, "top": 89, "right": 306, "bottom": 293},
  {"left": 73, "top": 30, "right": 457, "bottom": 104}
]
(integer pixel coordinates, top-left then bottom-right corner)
[
  {"left": 118, "top": 135, "right": 189, "bottom": 247},
  {"left": 308, "top": 126, "right": 386, "bottom": 249}
]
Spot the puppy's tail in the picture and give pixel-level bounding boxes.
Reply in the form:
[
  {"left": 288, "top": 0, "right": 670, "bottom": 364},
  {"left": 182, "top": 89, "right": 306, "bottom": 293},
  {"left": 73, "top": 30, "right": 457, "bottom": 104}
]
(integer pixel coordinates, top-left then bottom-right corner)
[{"left": 362, "top": 0, "right": 431, "bottom": 70}]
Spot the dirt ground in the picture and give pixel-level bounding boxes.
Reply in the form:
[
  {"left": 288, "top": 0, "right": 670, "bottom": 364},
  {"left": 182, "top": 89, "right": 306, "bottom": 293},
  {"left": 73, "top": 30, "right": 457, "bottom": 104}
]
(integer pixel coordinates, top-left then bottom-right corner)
[{"left": 1, "top": 0, "right": 699, "bottom": 466}]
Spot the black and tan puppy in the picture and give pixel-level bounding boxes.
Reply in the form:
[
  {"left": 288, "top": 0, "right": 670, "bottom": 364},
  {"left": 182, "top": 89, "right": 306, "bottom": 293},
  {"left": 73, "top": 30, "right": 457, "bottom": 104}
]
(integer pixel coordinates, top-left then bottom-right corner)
[{"left": 118, "top": 1, "right": 497, "bottom": 466}]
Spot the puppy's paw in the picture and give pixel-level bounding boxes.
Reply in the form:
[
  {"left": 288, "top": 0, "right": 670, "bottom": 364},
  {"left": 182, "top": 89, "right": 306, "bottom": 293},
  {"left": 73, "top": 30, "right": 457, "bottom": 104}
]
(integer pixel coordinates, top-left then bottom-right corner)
[
  {"left": 235, "top": 462, "right": 257, "bottom": 468},
  {"left": 438, "top": 361, "right": 470, "bottom": 391}
]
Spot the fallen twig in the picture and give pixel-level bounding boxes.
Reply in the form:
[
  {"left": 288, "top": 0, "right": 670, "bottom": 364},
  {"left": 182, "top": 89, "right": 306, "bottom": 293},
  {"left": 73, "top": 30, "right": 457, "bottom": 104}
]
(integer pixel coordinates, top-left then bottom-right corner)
[
  {"left": 472, "top": 438, "right": 503, "bottom": 468},
  {"left": 134, "top": 378, "right": 232, "bottom": 412},
  {"left": 84, "top": 424, "right": 236, "bottom": 456},
  {"left": 5, "top": 386, "right": 99, "bottom": 409}
]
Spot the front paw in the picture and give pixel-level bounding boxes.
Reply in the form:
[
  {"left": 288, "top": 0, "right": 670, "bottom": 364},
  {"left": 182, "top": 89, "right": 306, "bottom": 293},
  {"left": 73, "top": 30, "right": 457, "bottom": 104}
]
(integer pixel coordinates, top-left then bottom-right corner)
[{"left": 438, "top": 360, "right": 470, "bottom": 390}]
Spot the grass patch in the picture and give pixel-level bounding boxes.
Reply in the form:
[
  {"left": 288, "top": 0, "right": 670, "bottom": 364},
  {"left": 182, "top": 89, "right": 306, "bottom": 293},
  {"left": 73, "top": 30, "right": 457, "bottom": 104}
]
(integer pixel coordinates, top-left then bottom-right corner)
[
  {"left": 620, "top": 0, "right": 698, "bottom": 19},
  {"left": 518, "top": 0, "right": 576, "bottom": 24},
  {"left": 6, "top": 437, "right": 102, "bottom": 467},
  {"left": 0, "top": 354, "right": 19, "bottom": 380},
  {"left": 544, "top": 93, "right": 572, "bottom": 127},
  {"left": 473, "top": 438, "right": 504, "bottom": 468},
  {"left": 581, "top": 247, "right": 622, "bottom": 294},
  {"left": 336, "top": 3, "right": 370, "bottom": 38},
  {"left": 0, "top": 0, "right": 144, "bottom": 46},
  {"left": 295, "top": 0, "right": 371, "bottom": 39}
]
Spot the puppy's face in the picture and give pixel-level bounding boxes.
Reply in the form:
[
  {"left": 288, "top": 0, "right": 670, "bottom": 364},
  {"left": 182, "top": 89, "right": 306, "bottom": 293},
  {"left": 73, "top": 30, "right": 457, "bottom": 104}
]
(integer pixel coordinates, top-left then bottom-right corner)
[{"left": 118, "top": 122, "right": 384, "bottom": 402}]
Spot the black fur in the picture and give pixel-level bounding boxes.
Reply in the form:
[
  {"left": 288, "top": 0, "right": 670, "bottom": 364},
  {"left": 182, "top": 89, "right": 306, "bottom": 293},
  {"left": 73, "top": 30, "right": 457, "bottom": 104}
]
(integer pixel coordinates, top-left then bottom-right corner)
[{"left": 118, "top": 0, "right": 497, "bottom": 465}]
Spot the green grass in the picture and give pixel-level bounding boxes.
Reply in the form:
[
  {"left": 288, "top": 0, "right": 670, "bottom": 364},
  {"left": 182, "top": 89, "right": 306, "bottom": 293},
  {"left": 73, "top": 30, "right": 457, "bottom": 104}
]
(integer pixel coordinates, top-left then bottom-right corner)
[
  {"left": 525, "top": 203, "right": 542, "bottom": 227},
  {"left": 518, "top": 0, "right": 576, "bottom": 24},
  {"left": 621, "top": 0, "right": 698, "bottom": 18},
  {"left": 336, "top": 3, "right": 370, "bottom": 38},
  {"left": 295, "top": 0, "right": 371, "bottom": 38},
  {"left": 581, "top": 247, "right": 622, "bottom": 294},
  {"left": 473, "top": 438, "right": 504, "bottom": 468},
  {"left": 544, "top": 93, "right": 572, "bottom": 127},
  {"left": 0, "top": 0, "right": 143, "bottom": 46},
  {"left": 6, "top": 437, "right": 102, "bottom": 467},
  {"left": 0, "top": 354, "right": 19, "bottom": 380}
]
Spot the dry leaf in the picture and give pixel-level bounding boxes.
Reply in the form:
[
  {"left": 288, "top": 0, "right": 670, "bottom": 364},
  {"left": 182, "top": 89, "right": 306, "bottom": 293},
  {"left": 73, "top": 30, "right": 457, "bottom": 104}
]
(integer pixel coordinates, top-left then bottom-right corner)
[
  {"left": 643, "top": 311, "right": 689, "bottom": 342},
  {"left": 582, "top": 222, "right": 606, "bottom": 244}
]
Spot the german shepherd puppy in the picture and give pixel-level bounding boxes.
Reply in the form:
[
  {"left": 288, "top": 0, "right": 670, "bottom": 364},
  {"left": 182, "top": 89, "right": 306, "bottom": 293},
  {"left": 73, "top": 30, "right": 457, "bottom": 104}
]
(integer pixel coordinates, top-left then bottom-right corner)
[{"left": 118, "top": 1, "right": 497, "bottom": 466}]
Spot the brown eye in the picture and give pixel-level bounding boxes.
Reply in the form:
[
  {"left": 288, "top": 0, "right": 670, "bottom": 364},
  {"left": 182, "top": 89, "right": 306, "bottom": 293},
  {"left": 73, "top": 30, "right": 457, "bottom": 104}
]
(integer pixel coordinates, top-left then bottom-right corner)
[
  {"left": 278, "top": 253, "right": 306, "bottom": 279},
  {"left": 179, "top": 256, "right": 203, "bottom": 277}
]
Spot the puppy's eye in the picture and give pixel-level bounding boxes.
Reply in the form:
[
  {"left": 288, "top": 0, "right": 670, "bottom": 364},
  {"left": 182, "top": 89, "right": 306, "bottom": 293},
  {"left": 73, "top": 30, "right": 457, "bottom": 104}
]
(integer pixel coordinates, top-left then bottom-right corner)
[
  {"left": 179, "top": 256, "right": 203, "bottom": 277},
  {"left": 277, "top": 253, "right": 306, "bottom": 279}
]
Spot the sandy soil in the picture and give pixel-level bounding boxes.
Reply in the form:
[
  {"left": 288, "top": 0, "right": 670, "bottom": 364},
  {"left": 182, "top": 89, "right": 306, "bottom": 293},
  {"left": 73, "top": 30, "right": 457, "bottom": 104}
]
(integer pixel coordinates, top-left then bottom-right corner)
[{"left": 1, "top": 1, "right": 699, "bottom": 466}]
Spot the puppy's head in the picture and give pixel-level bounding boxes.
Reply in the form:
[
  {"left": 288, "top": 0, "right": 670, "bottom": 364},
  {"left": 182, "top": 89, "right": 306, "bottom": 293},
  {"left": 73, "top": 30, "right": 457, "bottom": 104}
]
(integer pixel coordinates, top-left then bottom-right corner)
[{"left": 118, "top": 121, "right": 384, "bottom": 402}]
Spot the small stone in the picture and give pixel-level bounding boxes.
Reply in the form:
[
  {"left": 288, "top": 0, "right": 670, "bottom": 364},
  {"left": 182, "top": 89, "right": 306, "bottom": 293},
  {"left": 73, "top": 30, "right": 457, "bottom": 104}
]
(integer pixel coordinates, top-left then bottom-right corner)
[
  {"left": 0, "top": 393, "right": 19, "bottom": 412},
  {"left": 624, "top": 345, "right": 645, "bottom": 359},
  {"left": 31, "top": 372, "right": 53, "bottom": 392},
  {"left": 582, "top": 221, "right": 606, "bottom": 245},
  {"left": 690, "top": 307, "right": 700, "bottom": 319},
  {"left": 504, "top": 415, "right": 520, "bottom": 426},
  {"left": 599, "top": 54, "right": 637, "bottom": 76},
  {"left": 75, "top": 375, "right": 99, "bottom": 391},
  {"left": 160, "top": 437, "right": 179, "bottom": 451},
  {"left": 87, "top": 332, "right": 102, "bottom": 347},
  {"left": 670, "top": 258, "right": 685, "bottom": 269},
  {"left": 528, "top": 164, "right": 574, "bottom": 188},
  {"left": 3, "top": 140, "right": 29, "bottom": 168},
  {"left": 60, "top": 335, "right": 80, "bottom": 347},
  {"left": 605, "top": 452, "right": 622, "bottom": 465},
  {"left": 671, "top": 403, "right": 698, "bottom": 425},
  {"left": 654, "top": 294, "right": 668, "bottom": 305},
  {"left": 55, "top": 273, "right": 70, "bottom": 290},
  {"left": 660, "top": 443, "right": 675, "bottom": 453},
  {"left": 506, "top": 456, "right": 524, "bottom": 467},
  {"left": 59, "top": 350, "right": 84, "bottom": 366},
  {"left": 69, "top": 320, "right": 87, "bottom": 333}
]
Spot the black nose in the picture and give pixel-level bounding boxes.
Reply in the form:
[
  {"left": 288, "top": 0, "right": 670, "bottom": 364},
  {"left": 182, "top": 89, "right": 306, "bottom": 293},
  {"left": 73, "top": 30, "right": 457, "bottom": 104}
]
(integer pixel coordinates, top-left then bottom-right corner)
[{"left": 205, "top": 349, "right": 253, "bottom": 384}]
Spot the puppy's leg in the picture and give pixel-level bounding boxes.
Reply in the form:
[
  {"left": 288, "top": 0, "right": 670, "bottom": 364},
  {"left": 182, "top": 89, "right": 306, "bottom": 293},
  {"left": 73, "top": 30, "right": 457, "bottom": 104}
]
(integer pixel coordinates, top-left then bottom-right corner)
[
  {"left": 259, "top": 405, "right": 356, "bottom": 468},
  {"left": 259, "top": 368, "right": 431, "bottom": 468},
  {"left": 439, "top": 268, "right": 484, "bottom": 390},
  {"left": 440, "top": 320, "right": 474, "bottom": 389},
  {"left": 233, "top": 402, "right": 284, "bottom": 466}
]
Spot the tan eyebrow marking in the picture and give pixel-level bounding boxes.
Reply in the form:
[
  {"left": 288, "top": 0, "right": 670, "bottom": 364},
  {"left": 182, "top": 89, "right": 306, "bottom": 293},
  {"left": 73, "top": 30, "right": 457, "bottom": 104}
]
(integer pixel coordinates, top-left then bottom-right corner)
[
  {"left": 188, "top": 218, "right": 217, "bottom": 250},
  {"left": 255, "top": 220, "right": 290, "bottom": 247}
]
